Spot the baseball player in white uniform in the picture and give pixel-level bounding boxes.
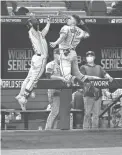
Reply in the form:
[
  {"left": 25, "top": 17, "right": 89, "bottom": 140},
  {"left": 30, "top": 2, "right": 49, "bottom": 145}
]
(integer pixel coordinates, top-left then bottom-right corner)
[
  {"left": 15, "top": 15, "right": 51, "bottom": 111},
  {"left": 45, "top": 48, "right": 67, "bottom": 130},
  {"left": 50, "top": 15, "right": 96, "bottom": 87},
  {"left": 104, "top": 89, "right": 122, "bottom": 101}
]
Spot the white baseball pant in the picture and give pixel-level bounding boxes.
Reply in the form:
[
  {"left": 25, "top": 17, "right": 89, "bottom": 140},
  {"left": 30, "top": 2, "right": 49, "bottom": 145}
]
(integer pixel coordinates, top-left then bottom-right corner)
[
  {"left": 60, "top": 49, "right": 86, "bottom": 84},
  {"left": 20, "top": 54, "right": 47, "bottom": 98}
]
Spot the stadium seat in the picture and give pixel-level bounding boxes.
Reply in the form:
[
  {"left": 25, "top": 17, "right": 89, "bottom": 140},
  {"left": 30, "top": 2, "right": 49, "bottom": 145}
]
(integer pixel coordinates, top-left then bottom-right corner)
[
  {"left": 66, "top": 1, "right": 85, "bottom": 11},
  {"left": 42, "top": 1, "right": 66, "bottom": 7},
  {"left": 62, "top": 11, "right": 86, "bottom": 16},
  {"left": 7, "top": 6, "right": 67, "bottom": 15},
  {"left": 86, "top": 0, "right": 107, "bottom": 16}
]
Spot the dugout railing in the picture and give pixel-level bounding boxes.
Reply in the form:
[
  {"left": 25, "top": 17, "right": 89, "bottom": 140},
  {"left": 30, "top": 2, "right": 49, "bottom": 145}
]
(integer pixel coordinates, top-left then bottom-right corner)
[
  {"left": 99, "top": 94, "right": 122, "bottom": 128},
  {"left": 1, "top": 78, "right": 122, "bottom": 130}
]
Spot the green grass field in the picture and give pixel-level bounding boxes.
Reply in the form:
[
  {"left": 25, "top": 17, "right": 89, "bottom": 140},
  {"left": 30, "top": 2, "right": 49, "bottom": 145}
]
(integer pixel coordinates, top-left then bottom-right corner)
[
  {"left": 1, "top": 129, "right": 122, "bottom": 149},
  {"left": 1, "top": 129, "right": 122, "bottom": 155}
]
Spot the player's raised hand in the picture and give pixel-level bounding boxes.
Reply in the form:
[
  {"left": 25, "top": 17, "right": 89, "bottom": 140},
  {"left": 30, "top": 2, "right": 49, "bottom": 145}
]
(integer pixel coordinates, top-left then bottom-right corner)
[{"left": 50, "top": 42, "right": 57, "bottom": 48}]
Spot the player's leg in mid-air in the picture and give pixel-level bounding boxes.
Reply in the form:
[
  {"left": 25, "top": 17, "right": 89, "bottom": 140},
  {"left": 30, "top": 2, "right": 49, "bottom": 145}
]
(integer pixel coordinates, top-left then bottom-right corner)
[
  {"left": 50, "top": 15, "right": 95, "bottom": 87},
  {"left": 17, "top": 55, "right": 47, "bottom": 110},
  {"left": 15, "top": 67, "right": 32, "bottom": 111},
  {"left": 15, "top": 68, "right": 35, "bottom": 100},
  {"left": 60, "top": 49, "right": 87, "bottom": 86},
  {"left": 16, "top": 15, "right": 50, "bottom": 110}
]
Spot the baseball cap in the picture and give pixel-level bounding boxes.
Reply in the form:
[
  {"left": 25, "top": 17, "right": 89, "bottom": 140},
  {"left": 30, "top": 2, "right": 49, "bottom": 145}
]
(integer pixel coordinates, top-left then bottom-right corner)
[{"left": 86, "top": 51, "right": 95, "bottom": 57}]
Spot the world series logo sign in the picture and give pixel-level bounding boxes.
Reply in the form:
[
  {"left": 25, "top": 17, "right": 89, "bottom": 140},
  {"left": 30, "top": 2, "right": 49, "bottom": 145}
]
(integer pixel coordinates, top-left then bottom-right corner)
[
  {"left": 7, "top": 48, "right": 33, "bottom": 72},
  {"left": 110, "top": 19, "right": 122, "bottom": 24},
  {"left": 1, "top": 79, "right": 37, "bottom": 89},
  {"left": 100, "top": 47, "right": 122, "bottom": 71}
]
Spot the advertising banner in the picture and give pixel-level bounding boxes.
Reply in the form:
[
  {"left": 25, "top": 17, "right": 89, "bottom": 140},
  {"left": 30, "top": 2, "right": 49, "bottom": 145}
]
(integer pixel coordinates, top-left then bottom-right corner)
[
  {"left": 1, "top": 16, "right": 122, "bottom": 24},
  {"left": 1, "top": 79, "right": 122, "bottom": 89},
  {"left": 100, "top": 47, "right": 122, "bottom": 71},
  {"left": 7, "top": 48, "right": 33, "bottom": 72}
]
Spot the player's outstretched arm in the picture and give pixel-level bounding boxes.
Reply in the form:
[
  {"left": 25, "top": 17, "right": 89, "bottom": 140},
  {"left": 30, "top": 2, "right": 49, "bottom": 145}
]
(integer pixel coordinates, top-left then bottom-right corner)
[
  {"left": 80, "top": 20, "right": 90, "bottom": 38},
  {"left": 50, "top": 33, "right": 66, "bottom": 48},
  {"left": 42, "top": 16, "right": 51, "bottom": 37}
]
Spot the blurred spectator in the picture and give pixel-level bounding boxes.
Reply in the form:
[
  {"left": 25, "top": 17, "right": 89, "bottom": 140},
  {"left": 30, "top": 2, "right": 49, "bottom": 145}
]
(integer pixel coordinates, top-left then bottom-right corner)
[
  {"left": 80, "top": 51, "right": 113, "bottom": 129},
  {"left": 14, "top": 7, "right": 29, "bottom": 15},
  {"left": 71, "top": 89, "right": 84, "bottom": 129},
  {"left": 108, "top": 1, "right": 122, "bottom": 16},
  {"left": 104, "top": 89, "right": 122, "bottom": 128},
  {"left": 10, "top": 1, "right": 18, "bottom": 15},
  {"left": 1, "top": 1, "right": 9, "bottom": 16},
  {"left": 85, "top": 0, "right": 107, "bottom": 16},
  {"left": 111, "top": 101, "right": 122, "bottom": 128},
  {"left": 10, "top": 1, "right": 29, "bottom": 15},
  {"left": 101, "top": 89, "right": 122, "bottom": 128},
  {"left": 104, "top": 89, "right": 122, "bottom": 101},
  {"left": 65, "top": 1, "right": 85, "bottom": 11},
  {"left": 4, "top": 1, "right": 29, "bottom": 16}
]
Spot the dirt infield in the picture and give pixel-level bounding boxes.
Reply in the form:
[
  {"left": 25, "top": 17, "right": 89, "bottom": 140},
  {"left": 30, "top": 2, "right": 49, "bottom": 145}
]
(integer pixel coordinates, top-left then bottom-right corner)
[{"left": 1, "top": 129, "right": 122, "bottom": 149}]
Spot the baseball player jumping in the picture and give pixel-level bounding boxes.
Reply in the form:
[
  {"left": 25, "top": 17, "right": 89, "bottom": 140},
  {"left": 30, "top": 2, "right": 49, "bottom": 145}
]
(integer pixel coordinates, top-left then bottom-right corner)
[
  {"left": 50, "top": 15, "right": 98, "bottom": 87},
  {"left": 15, "top": 15, "right": 51, "bottom": 111}
]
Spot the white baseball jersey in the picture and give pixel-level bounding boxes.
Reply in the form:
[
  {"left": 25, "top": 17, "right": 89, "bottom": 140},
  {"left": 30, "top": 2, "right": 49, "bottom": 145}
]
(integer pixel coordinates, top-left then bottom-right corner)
[
  {"left": 28, "top": 27, "right": 48, "bottom": 57},
  {"left": 46, "top": 60, "right": 61, "bottom": 76},
  {"left": 59, "top": 25, "right": 89, "bottom": 49},
  {"left": 46, "top": 60, "right": 61, "bottom": 97}
]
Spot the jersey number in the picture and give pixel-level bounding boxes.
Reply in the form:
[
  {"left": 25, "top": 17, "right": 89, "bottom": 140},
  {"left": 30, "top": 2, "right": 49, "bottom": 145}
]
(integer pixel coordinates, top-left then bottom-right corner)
[{"left": 70, "top": 29, "right": 81, "bottom": 45}]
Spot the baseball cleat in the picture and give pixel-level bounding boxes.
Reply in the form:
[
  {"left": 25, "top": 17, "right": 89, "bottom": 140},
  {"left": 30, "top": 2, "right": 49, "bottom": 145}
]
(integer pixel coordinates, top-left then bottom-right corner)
[{"left": 15, "top": 94, "right": 22, "bottom": 100}]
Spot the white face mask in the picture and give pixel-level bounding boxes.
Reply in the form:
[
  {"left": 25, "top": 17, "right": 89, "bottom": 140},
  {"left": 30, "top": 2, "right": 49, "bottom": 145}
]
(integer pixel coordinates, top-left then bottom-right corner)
[{"left": 86, "top": 56, "right": 94, "bottom": 63}]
